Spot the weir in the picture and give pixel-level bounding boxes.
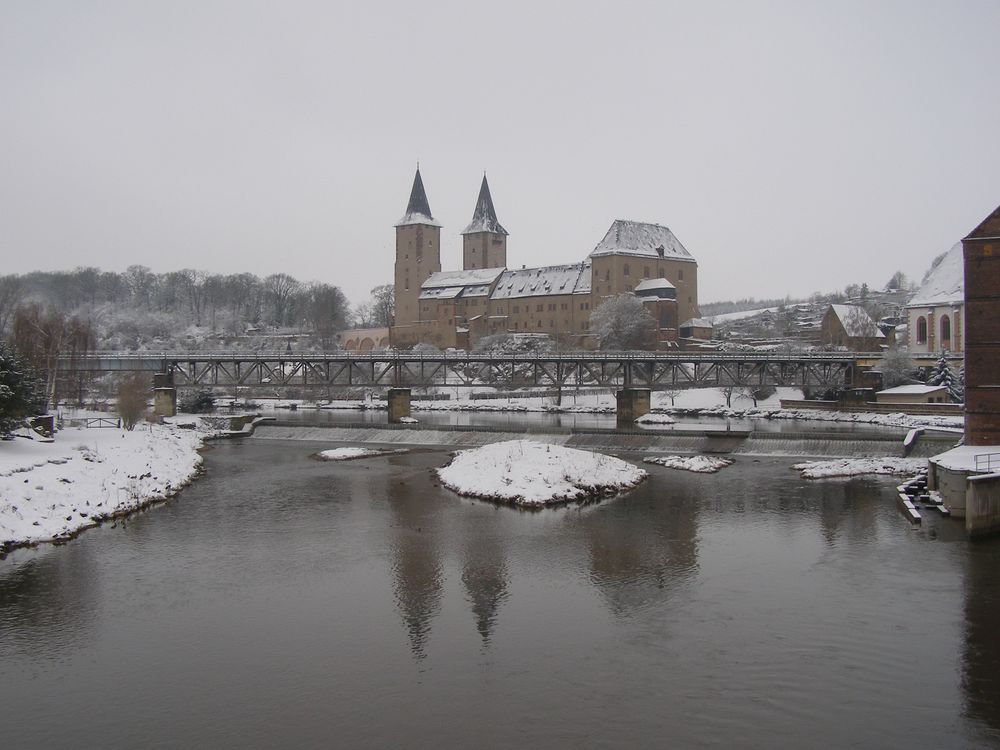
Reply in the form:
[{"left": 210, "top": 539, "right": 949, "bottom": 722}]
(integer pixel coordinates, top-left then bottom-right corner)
[{"left": 249, "top": 422, "right": 956, "bottom": 459}]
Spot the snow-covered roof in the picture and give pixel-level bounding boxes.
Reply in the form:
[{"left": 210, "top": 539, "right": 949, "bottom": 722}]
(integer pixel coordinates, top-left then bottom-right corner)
[
  {"left": 419, "top": 286, "right": 464, "bottom": 300},
  {"left": 877, "top": 384, "right": 946, "bottom": 395},
  {"left": 829, "top": 304, "right": 886, "bottom": 338},
  {"left": 491, "top": 262, "right": 592, "bottom": 300},
  {"left": 422, "top": 267, "right": 505, "bottom": 289},
  {"left": 589, "top": 220, "right": 695, "bottom": 262},
  {"left": 633, "top": 278, "right": 675, "bottom": 293},
  {"left": 461, "top": 175, "right": 507, "bottom": 236},
  {"left": 680, "top": 318, "right": 713, "bottom": 328},
  {"left": 907, "top": 242, "right": 964, "bottom": 308}
]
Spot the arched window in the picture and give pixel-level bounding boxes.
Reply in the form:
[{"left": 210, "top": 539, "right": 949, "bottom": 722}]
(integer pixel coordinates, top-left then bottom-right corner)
[
  {"left": 916, "top": 316, "right": 928, "bottom": 344},
  {"left": 940, "top": 315, "right": 951, "bottom": 348}
]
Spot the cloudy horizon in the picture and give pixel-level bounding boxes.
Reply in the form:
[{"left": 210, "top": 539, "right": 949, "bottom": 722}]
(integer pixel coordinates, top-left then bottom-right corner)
[{"left": 2, "top": 1, "right": 998, "bottom": 308}]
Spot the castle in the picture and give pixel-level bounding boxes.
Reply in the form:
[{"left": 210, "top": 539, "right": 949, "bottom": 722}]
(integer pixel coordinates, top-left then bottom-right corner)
[{"left": 389, "top": 167, "right": 700, "bottom": 350}]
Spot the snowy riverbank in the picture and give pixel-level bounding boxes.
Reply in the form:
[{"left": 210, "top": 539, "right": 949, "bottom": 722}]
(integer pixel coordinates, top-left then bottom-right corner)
[{"left": 0, "top": 421, "right": 210, "bottom": 552}]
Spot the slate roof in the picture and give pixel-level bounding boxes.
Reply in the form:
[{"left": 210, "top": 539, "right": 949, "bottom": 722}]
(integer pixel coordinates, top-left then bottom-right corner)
[
  {"left": 589, "top": 220, "right": 695, "bottom": 262},
  {"left": 462, "top": 175, "right": 508, "bottom": 236},
  {"left": 829, "top": 305, "right": 885, "bottom": 338},
  {"left": 908, "top": 243, "right": 964, "bottom": 307},
  {"left": 396, "top": 168, "right": 442, "bottom": 227},
  {"left": 490, "top": 263, "right": 592, "bottom": 300}
]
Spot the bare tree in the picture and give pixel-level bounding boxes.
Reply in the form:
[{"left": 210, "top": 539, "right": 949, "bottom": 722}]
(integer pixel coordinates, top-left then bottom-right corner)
[
  {"left": 117, "top": 373, "right": 149, "bottom": 430},
  {"left": 306, "top": 283, "right": 349, "bottom": 344},
  {"left": 716, "top": 385, "right": 737, "bottom": 408},
  {"left": 10, "top": 304, "right": 95, "bottom": 408},
  {"left": 263, "top": 273, "right": 300, "bottom": 327},
  {"left": 369, "top": 284, "right": 395, "bottom": 327},
  {"left": 0, "top": 275, "right": 25, "bottom": 337}
]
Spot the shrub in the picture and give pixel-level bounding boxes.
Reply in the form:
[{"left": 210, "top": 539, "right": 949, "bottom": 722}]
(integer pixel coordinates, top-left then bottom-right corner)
[
  {"left": 179, "top": 389, "right": 216, "bottom": 414},
  {"left": 117, "top": 373, "right": 149, "bottom": 430}
]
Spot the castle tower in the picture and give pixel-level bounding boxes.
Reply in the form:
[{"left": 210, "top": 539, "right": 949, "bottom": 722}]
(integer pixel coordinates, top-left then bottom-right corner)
[
  {"left": 394, "top": 167, "right": 442, "bottom": 328},
  {"left": 461, "top": 174, "right": 508, "bottom": 271}
]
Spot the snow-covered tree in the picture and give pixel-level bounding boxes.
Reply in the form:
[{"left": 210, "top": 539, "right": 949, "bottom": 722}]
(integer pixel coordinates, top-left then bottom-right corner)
[
  {"left": 589, "top": 294, "right": 656, "bottom": 351},
  {"left": 879, "top": 347, "right": 918, "bottom": 389},
  {"left": 0, "top": 342, "right": 46, "bottom": 436},
  {"left": 927, "top": 355, "right": 963, "bottom": 403}
]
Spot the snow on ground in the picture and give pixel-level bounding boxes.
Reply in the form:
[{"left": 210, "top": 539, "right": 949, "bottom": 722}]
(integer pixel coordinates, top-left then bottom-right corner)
[
  {"left": 316, "top": 447, "right": 408, "bottom": 460},
  {"left": 436, "top": 440, "right": 646, "bottom": 506},
  {"left": 1, "top": 422, "right": 208, "bottom": 549},
  {"left": 792, "top": 457, "right": 928, "bottom": 479},
  {"left": 643, "top": 455, "right": 734, "bottom": 473},
  {"left": 705, "top": 306, "right": 780, "bottom": 324}
]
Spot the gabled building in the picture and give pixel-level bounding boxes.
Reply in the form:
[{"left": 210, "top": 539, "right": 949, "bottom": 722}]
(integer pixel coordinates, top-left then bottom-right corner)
[
  {"left": 820, "top": 304, "right": 886, "bottom": 350},
  {"left": 389, "top": 167, "right": 699, "bottom": 350},
  {"left": 907, "top": 242, "right": 964, "bottom": 354}
]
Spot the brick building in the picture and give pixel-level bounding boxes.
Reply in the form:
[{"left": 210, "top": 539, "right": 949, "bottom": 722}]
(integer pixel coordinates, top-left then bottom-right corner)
[{"left": 389, "top": 168, "right": 699, "bottom": 350}]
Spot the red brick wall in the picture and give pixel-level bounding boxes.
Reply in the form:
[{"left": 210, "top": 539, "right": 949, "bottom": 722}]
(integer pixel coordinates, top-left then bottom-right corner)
[{"left": 964, "top": 238, "right": 1000, "bottom": 445}]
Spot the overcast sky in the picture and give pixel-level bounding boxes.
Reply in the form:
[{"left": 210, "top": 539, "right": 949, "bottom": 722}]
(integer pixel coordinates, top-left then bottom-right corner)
[{"left": 2, "top": 1, "right": 998, "bottom": 308}]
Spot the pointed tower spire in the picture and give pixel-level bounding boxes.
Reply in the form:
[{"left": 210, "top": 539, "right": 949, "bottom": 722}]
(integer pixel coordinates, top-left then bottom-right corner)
[
  {"left": 462, "top": 174, "right": 508, "bottom": 236},
  {"left": 396, "top": 166, "right": 441, "bottom": 227}
]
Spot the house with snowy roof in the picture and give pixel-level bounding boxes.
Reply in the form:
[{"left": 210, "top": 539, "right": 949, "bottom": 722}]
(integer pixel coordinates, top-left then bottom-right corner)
[
  {"left": 906, "top": 242, "right": 964, "bottom": 354},
  {"left": 820, "top": 304, "right": 886, "bottom": 351},
  {"left": 390, "top": 167, "right": 699, "bottom": 350}
]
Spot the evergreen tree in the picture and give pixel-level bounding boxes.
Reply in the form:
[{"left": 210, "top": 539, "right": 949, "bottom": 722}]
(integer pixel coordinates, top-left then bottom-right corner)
[
  {"left": 0, "top": 342, "right": 46, "bottom": 436},
  {"left": 927, "top": 355, "right": 963, "bottom": 403}
]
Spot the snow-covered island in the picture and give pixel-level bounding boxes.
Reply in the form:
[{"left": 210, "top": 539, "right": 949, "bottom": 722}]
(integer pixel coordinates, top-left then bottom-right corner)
[
  {"left": 643, "top": 455, "right": 734, "bottom": 473},
  {"left": 793, "top": 457, "right": 928, "bottom": 479},
  {"left": 316, "top": 447, "right": 408, "bottom": 461},
  {"left": 436, "top": 439, "right": 647, "bottom": 507},
  {"left": 1, "top": 421, "right": 209, "bottom": 552}
]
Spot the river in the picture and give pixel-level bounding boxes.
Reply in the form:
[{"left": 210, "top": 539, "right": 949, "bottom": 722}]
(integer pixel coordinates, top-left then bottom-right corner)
[{"left": 2, "top": 435, "right": 999, "bottom": 748}]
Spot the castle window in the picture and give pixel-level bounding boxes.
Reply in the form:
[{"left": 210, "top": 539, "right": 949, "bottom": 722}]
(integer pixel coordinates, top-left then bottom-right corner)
[
  {"left": 941, "top": 315, "right": 951, "bottom": 347},
  {"left": 605, "top": 269, "right": 610, "bottom": 281},
  {"left": 548, "top": 304, "right": 556, "bottom": 311},
  {"left": 679, "top": 269, "right": 684, "bottom": 280},
  {"left": 644, "top": 267, "right": 650, "bottom": 278},
  {"left": 623, "top": 264, "right": 630, "bottom": 277},
  {"left": 658, "top": 267, "right": 664, "bottom": 277},
  {"left": 513, "top": 305, "right": 519, "bottom": 313},
  {"left": 536, "top": 304, "right": 544, "bottom": 312},
  {"left": 561, "top": 303, "right": 568, "bottom": 311},
  {"left": 537, "top": 321, "right": 542, "bottom": 328}
]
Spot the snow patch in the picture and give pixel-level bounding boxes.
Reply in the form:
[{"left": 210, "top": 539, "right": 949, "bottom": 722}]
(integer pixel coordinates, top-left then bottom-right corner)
[
  {"left": 643, "top": 455, "right": 734, "bottom": 473},
  {"left": 436, "top": 440, "right": 646, "bottom": 506}
]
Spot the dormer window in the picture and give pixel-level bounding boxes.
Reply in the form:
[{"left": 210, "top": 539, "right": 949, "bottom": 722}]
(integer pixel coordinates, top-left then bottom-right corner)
[{"left": 656, "top": 245, "right": 665, "bottom": 257}]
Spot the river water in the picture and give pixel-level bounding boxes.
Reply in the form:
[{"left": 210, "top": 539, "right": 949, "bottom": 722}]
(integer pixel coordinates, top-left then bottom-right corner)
[{"left": 2, "top": 436, "right": 999, "bottom": 748}]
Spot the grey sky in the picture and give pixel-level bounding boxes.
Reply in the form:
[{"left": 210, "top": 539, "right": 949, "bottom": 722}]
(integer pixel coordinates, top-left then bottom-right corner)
[{"left": 2, "top": 1, "right": 998, "bottom": 308}]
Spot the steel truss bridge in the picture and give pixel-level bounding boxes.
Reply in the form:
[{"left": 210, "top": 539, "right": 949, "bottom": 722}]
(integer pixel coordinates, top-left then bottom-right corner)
[{"left": 61, "top": 351, "right": 874, "bottom": 391}]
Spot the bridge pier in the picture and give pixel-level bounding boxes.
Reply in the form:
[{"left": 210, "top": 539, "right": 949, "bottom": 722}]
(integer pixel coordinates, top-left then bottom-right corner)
[
  {"left": 153, "top": 372, "right": 176, "bottom": 418},
  {"left": 387, "top": 388, "right": 411, "bottom": 423},
  {"left": 616, "top": 388, "right": 651, "bottom": 425}
]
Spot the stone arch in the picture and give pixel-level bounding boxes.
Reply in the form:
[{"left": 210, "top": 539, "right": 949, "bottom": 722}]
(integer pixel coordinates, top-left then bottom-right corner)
[
  {"left": 916, "top": 316, "right": 928, "bottom": 345},
  {"left": 378, "top": 337, "right": 390, "bottom": 349},
  {"left": 345, "top": 338, "right": 358, "bottom": 351},
  {"left": 359, "top": 337, "right": 375, "bottom": 352}
]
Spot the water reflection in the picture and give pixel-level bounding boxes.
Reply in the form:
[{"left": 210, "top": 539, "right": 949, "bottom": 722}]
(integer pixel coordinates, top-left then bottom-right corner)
[
  {"left": 583, "top": 482, "right": 700, "bottom": 617},
  {"left": 962, "top": 539, "right": 1000, "bottom": 741},
  {"left": 460, "top": 528, "right": 509, "bottom": 647},
  {"left": 386, "top": 475, "right": 444, "bottom": 660},
  {"left": 0, "top": 544, "right": 96, "bottom": 660}
]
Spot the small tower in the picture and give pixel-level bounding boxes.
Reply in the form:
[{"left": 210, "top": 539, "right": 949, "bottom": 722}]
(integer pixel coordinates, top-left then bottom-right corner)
[
  {"left": 461, "top": 174, "right": 508, "bottom": 271},
  {"left": 394, "top": 167, "right": 442, "bottom": 329}
]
